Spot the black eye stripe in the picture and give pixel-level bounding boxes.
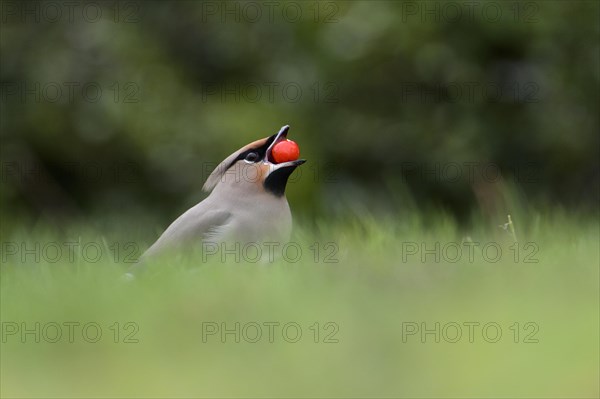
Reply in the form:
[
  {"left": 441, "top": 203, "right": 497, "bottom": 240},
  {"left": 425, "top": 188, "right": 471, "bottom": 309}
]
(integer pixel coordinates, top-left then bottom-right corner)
[{"left": 226, "top": 134, "right": 277, "bottom": 170}]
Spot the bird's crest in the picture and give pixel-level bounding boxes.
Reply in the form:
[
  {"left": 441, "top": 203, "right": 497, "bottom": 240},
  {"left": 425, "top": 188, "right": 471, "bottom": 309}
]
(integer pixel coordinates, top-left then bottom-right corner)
[{"left": 202, "top": 137, "right": 270, "bottom": 192}]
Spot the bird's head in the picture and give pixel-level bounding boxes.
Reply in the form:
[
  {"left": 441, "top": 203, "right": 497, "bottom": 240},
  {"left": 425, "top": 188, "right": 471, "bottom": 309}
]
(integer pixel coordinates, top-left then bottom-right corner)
[{"left": 203, "top": 125, "right": 305, "bottom": 197}]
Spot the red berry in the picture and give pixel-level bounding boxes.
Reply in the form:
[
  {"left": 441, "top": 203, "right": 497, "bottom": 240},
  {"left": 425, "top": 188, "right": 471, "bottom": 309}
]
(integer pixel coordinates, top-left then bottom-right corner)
[{"left": 272, "top": 139, "right": 300, "bottom": 163}]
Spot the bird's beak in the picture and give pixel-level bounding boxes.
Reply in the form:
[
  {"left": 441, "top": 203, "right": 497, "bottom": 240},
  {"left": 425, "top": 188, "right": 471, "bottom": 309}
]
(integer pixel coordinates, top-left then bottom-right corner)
[{"left": 265, "top": 125, "right": 306, "bottom": 167}]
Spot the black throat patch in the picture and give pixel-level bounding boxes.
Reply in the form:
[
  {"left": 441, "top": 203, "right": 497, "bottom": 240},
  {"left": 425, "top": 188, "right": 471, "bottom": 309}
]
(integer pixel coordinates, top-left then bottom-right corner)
[
  {"left": 264, "top": 165, "right": 298, "bottom": 197},
  {"left": 226, "top": 134, "right": 277, "bottom": 171}
]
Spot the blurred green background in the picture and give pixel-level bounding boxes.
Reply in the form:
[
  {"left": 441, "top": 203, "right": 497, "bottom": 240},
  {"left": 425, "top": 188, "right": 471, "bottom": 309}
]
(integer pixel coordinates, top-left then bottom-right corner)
[{"left": 1, "top": 0, "right": 598, "bottom": 230}]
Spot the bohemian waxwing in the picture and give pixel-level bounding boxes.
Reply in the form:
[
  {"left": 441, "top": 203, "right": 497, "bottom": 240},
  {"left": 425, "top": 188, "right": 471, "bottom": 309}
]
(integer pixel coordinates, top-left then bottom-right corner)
[{"left": 140, "top": 125, "right": 305, "bottom": 261}]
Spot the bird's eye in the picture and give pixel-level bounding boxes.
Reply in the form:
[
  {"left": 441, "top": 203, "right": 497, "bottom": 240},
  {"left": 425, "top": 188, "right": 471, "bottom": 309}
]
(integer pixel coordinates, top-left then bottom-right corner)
[{"left": 244, "top": 152, "right": 260, "bottom": 163}]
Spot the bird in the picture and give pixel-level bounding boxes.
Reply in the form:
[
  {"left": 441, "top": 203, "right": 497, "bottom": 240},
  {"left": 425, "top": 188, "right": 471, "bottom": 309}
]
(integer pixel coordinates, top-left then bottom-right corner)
[{"left": 132, "top": 125, "right": 305, "bottom": 269}]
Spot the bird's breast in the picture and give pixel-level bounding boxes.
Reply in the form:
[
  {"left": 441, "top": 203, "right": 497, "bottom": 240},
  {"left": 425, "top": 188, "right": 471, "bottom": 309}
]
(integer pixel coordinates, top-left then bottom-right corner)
[{"left": 216, "top": 196, "right": 292, "bottom": 244}]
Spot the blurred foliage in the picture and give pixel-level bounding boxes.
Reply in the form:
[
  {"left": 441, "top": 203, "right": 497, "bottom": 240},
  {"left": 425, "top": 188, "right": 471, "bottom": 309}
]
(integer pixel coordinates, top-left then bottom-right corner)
[{"left": 1, "top": 0, "right": 599, "bottom": 230}]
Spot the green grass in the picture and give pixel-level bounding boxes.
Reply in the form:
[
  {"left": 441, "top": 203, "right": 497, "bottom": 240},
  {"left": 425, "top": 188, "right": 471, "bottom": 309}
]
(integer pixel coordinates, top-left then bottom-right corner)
[{"left": 1, "top": 211, "right": 598, "bottom": 398}]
